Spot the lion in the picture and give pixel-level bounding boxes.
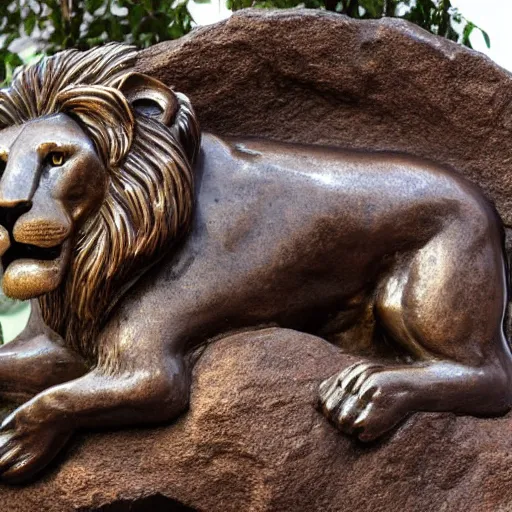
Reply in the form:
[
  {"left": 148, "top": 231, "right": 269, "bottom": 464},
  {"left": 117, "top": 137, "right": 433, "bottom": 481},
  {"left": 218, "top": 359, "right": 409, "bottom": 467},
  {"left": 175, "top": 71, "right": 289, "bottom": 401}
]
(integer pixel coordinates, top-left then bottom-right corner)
[{"left": 0, "top": 43, "right": 508, "bottom": 482}]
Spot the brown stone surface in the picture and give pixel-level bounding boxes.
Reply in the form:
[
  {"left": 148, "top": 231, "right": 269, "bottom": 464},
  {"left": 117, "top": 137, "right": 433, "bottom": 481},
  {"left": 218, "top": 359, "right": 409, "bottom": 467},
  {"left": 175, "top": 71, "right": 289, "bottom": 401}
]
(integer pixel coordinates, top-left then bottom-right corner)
[
  {"left": 1, "top": 328, "right": 510, "bottom": 511},
  {"left": 3, "top": 9, "right": 512, "bottom": 511}
]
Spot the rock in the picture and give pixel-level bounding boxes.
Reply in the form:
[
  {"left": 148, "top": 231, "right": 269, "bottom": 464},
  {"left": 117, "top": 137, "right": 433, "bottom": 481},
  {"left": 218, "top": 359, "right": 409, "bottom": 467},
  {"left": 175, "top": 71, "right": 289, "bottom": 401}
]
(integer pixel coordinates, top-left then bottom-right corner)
[{"left": 1, "top": 328, "right": 511, "bottom": 511}]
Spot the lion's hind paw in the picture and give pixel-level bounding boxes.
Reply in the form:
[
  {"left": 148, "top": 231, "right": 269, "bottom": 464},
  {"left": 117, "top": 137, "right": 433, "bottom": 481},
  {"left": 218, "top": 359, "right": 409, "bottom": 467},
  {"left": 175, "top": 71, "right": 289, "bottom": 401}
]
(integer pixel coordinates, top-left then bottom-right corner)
[{"left": 318, "top": 362, "right": 411, "bottom": 442}]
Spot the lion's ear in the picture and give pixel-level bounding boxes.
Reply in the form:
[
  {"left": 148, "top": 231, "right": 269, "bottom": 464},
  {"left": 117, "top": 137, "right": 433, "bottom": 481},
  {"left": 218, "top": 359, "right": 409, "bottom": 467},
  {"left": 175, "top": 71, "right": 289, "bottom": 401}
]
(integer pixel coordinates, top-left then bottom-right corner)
[{"left": 117, "top": 72, "right": 179, "bottom": 126}]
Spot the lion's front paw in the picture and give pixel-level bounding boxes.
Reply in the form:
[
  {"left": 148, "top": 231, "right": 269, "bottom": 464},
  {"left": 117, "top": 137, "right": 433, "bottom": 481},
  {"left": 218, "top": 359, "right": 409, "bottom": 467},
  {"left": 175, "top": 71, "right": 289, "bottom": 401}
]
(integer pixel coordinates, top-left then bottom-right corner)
[
  {"left": 0, "top": 403, "right": 71, "bottom": 482},
  {"left": 319, "top": 362, "right": 411, "bottom": 441}
]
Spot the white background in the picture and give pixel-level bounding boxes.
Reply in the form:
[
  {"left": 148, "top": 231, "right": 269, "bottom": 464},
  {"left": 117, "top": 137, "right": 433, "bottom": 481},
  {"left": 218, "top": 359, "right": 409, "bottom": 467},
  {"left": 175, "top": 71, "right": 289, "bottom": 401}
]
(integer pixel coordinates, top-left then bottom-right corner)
[{"left": 453, "top": 0, "right": 512, "bottom": 71}]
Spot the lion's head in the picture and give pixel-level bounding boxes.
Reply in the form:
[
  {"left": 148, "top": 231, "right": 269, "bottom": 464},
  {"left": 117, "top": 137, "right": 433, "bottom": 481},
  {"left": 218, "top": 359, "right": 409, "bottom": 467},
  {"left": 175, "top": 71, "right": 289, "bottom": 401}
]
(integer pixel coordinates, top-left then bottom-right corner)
[{"left": 0, "top": 44, "right": 200, "bottom": 358}]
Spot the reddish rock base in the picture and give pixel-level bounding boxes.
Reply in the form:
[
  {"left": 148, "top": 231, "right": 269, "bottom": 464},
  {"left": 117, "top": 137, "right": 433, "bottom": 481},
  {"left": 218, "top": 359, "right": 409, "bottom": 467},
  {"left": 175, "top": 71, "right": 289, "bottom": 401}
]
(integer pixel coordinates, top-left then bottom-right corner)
[{"left": 1, "top": 328, "right": 510, "bottom": 511}]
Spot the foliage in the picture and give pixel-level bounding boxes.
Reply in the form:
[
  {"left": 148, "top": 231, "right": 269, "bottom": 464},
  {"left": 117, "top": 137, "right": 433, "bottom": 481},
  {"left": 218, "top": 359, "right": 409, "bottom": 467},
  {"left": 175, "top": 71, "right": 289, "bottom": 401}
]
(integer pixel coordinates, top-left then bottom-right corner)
[
  {"left": 0, "top": 0, "right": 194, "bottom": 84},
  {"left": 227, "top": 0, "right": 490, "bottom": 50}
]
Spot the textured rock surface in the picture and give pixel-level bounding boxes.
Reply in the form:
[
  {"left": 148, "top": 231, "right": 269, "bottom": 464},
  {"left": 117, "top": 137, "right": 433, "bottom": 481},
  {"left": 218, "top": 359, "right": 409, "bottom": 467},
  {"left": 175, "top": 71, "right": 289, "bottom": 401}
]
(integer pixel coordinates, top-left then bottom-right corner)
[
  {"left": 1, "top": 328, "right": 511, "bottom": 511},
  {"left": 2, "top": 9, "right": 512, "bottom": 511}
]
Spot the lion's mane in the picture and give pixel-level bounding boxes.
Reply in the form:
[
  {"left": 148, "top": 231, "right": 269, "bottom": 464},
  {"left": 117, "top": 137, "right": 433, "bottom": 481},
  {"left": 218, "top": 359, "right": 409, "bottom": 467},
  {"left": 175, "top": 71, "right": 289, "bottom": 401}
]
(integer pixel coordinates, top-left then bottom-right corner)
[{"left": 0, "top": 44, "right": 200, "bottom": 363}]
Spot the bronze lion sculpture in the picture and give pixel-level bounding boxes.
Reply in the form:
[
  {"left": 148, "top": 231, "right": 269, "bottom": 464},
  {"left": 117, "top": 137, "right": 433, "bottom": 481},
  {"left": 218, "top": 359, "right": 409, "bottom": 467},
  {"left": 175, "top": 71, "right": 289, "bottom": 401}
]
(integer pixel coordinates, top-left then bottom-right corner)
[{"left": 0, "top": 43, "right": 508, "bottom": 482}]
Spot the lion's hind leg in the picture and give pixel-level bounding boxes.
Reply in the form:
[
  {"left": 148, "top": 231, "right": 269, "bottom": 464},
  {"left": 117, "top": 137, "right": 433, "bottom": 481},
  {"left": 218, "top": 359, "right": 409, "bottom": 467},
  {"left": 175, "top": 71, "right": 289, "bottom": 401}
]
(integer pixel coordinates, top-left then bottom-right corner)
[{"left": 320, "top": 212, "right": 512, "bottom": 441}]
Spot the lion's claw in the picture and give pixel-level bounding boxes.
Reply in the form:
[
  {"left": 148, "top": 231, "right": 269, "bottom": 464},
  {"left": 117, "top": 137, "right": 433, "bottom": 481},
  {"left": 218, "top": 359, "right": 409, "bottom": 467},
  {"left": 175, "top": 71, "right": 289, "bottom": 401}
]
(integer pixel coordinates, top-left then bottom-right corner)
[
  {"left": 0, "top": 404, "right": 71, "bottom": 482},
  {"left": 319, "top": 362, "right": 410, "bottom": 441}
]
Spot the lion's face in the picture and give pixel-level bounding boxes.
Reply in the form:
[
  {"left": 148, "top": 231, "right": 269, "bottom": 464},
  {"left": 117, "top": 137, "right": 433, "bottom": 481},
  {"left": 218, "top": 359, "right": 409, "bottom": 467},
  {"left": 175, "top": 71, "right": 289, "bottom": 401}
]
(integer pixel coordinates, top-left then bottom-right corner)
[
  {"left": 0, "top": 44, "right": 198, "bottom": 354},
  {"left": 0, "top": 113, "right": 107, "bottom": 300}
]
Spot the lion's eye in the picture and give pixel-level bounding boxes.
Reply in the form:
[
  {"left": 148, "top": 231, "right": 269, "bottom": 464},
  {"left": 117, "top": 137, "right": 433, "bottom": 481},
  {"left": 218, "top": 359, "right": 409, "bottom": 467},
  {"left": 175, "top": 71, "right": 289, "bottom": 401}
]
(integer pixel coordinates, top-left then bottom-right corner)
[{"left": 50, "top": 152, "right": 65, "bottom": 167}]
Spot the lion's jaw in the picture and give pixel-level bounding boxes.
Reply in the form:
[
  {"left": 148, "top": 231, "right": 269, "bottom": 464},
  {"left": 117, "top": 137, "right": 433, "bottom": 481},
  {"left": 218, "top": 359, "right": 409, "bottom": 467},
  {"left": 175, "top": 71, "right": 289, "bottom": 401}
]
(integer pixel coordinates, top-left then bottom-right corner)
[
  {"left": 2, "top": 239, "right": 72, "bottom": 300},
  {"left": 0, "top": 114, "right": 107, "bottom": 300}
]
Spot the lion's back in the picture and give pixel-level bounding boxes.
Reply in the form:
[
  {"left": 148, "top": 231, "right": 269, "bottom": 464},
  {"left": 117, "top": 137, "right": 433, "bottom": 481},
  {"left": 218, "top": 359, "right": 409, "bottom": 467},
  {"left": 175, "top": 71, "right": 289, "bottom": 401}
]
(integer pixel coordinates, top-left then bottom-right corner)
[{"left": 196, "top": 134, "right": 483, "bottom": 241}]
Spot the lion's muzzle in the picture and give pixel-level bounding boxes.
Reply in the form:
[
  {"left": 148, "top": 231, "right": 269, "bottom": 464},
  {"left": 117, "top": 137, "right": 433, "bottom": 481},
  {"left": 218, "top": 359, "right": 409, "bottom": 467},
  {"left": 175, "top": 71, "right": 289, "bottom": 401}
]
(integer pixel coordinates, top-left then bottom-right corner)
[
  {"left": 0, "top": 202, "right": 72, "bottom": 300},
  {"left": 13, "top": 220, "right": 70, "bottom": 248}
]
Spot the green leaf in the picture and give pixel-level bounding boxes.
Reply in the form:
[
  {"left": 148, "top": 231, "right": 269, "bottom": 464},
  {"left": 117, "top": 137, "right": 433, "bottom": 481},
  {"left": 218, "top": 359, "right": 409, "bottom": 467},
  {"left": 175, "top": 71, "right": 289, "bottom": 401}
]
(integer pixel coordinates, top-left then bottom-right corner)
[
  {"left": 0, "top": 49, "right": 23, "bottom": 86},
  {"left": 462, "top": 21, "right": 474, "bottom": 47},
  {"left": 87, "top": 18, "right": 107, "bottom": 38},
  {"left": 127, "top": 3, "right": 145, "bottom": 28},
  {"left": 24, "top": 12, "right": 37, "bottom": 36},
  {"left": 85, "top": 0, "right": 104, "bottom": 11},
  {"left": 108, "top": 16, "right": 124, "bottom": 41},
  {"left": 480, "top": 28, "right": 491, "bottom": 49}
]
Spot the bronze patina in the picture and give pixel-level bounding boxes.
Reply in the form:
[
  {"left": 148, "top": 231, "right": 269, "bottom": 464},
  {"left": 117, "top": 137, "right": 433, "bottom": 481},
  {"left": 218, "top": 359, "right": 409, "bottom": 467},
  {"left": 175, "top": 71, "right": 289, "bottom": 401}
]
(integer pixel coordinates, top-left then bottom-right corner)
[{"left": 0, "top": 43, "right": 508, "bottom": 482}]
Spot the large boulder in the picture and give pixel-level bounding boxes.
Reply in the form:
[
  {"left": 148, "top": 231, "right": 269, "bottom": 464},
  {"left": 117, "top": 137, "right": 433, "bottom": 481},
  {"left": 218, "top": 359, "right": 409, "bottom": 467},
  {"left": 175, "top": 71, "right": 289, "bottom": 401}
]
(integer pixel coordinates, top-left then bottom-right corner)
[{"left": 3, "top": 9, "right": 512, "bottom": 511}]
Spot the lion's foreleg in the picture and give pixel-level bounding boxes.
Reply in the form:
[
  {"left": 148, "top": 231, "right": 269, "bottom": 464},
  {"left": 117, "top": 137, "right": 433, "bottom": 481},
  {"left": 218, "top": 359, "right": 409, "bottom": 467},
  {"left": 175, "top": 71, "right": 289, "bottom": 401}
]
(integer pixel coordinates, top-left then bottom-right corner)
[
  {"left": 0, "top": 300, "right": 87, "bottom": 401},
  {"left": 0, "top": 346, "right": 189, "bottom": 482},
  {"left": 0, "top": 334, "right": 87, "bottom": 402}
]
